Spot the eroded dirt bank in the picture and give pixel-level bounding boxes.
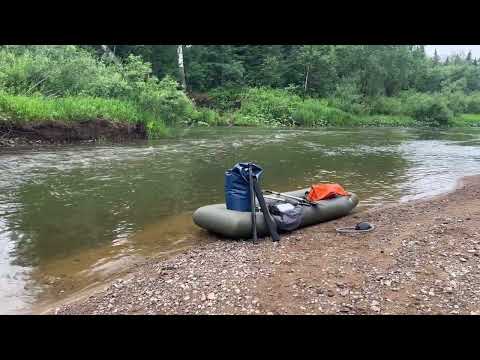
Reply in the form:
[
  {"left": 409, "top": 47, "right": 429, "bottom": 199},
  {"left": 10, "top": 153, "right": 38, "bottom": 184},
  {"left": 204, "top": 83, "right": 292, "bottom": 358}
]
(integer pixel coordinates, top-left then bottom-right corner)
[
  {"left": 49, "top": 175, "right": 480, "bottom": 315},
  {"left": 0, "top": 120, "right": 146, "bottom": 147}
]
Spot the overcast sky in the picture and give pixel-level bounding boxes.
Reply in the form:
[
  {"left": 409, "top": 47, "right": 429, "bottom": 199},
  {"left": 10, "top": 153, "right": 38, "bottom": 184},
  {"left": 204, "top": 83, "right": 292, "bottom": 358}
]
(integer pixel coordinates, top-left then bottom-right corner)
[{"left": 425, "top": 45, "right": 480, "bottom": 59}]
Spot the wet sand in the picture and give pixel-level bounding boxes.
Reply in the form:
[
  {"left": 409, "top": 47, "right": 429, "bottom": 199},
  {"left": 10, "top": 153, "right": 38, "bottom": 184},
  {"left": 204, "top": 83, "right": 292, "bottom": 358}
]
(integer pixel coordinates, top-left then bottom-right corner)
[{"left": 45, "top": 175, "right": 480, "bottom": 315}]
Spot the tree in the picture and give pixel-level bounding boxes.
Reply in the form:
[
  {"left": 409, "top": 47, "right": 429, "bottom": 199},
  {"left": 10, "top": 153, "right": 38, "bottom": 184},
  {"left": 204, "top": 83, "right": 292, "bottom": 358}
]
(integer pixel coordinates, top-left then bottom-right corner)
[
  {"left": 466, "top": 50, "right": 473, "bottom": 63},
  {"left": 100, "top": 45, "right": 120, "bottom": 64},
  {"left": 177, "top": 45, "right": 187, "bottom": 90},
  {"left": 433, "top": 49, "right": 441, "bottom": 65}
]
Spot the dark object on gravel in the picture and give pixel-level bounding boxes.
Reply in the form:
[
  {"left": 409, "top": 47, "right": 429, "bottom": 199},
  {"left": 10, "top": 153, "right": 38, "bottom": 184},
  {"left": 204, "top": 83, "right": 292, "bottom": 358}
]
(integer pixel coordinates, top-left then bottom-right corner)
[
  {"left": 336, "top": 222, "right": 375, "bottom": 234},
  {"left": 355, "top": 222, "right": 373, "bottom": 230}
]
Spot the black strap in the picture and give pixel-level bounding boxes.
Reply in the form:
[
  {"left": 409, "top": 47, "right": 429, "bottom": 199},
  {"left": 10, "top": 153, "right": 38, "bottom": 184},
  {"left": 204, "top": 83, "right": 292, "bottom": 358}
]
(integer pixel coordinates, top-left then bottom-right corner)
[{"left": 252, "top": 177, "right": 280, "bottom": 242}]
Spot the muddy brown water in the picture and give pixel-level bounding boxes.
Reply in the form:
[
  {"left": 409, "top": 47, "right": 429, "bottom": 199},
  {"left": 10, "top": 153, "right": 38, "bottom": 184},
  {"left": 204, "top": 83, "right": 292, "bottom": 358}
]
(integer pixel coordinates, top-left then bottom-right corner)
[{"left": 2, "top": 127, "right": 480, "bottom": 314}]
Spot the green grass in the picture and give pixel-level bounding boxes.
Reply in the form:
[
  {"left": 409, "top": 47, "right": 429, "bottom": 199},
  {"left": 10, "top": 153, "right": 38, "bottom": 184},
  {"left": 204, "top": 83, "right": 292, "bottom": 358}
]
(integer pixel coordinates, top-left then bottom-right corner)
[
  {"left": 451, "top": 113, "right": 480, "bottom": 127},
  {"left": 0, "top": 92, "right": 174, "bottom": 138},
  {"left": 0, "top": 92, "right": 141, "bottom": 123},
  {"left": 355, "top": 115, "right": 418, "bottom": 127},
  {"left": 3, "top": 89, "right": 480, "bottom": 143}
]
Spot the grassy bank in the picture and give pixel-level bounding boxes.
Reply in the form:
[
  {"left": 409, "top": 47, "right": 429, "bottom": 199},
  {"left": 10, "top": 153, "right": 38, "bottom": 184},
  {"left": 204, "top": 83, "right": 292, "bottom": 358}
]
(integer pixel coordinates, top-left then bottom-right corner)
[
  {"left": 2, "top": 46, "right": 480, "bottom": 142},
  {"left": 0, "top": 92, "right": 171, "bottom": 138},
  {"left": 200, "top": 87, "right": 480, "bottom": 128},
  {"left": 2, "top": 89, "right": 480, "bottom": 143}
]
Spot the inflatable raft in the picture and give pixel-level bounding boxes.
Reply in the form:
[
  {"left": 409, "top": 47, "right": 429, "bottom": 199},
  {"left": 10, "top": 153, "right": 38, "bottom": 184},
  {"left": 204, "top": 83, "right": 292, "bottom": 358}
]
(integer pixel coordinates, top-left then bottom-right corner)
[{"left": 193, "top": 188, "right": 359, "bottom": 239}]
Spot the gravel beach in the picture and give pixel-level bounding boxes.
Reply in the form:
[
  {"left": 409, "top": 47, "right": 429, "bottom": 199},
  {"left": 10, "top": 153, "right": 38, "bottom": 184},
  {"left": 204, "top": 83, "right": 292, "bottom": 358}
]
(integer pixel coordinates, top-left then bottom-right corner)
[{"left": 48, "top": 175, "right": 480, "bottom": 315}]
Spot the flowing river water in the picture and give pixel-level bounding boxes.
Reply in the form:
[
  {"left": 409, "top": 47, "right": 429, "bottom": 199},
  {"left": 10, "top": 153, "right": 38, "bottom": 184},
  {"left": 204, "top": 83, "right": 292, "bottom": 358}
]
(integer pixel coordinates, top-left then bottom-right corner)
[{"left": 2, "top": 127, "right": 480, "bottom": 314}]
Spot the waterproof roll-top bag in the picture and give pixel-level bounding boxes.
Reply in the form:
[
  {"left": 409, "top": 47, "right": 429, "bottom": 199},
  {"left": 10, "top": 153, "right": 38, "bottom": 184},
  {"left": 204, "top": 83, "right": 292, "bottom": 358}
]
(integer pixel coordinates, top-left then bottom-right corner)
[
  {"left": 305, "top": 183, "right": 349, "bottom": 202},
  {"left": 225, "top": 162, "right": 263, "bottom": 211}
]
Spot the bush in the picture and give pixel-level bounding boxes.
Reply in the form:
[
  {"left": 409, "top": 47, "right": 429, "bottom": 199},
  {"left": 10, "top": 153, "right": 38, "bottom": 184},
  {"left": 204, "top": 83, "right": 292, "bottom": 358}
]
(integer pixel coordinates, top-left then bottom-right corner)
[
  {"left": 452, "top": 114, "right": 480, "bottom": 127},
  {"left": 356, "top": 115, "right": 417, "bottom": 127},
  {"left": 191, "top": 107, "right": 226, "bottom": 126},
  {"left": 134, "top": 75, "right": 196, "bottom": 127},
  {"left": 292, "top": 98, "right": 353, "bottom": 127},
  {"left": 237, "top": 87, "right": 300, "bottom": 126},
  {"left": 206, "top": 87, "right": 243, "bottom": 112},
  {"left": 0, "top": 46, "right": 197, "bottom": 128},
  {"left": 465, "top": 92, "right": 480, "bottom": 113},
  {"left": 409, "top": 95, "right": 453, "bottom": 125},
  {"left": 440, "top": 91, "right": 468, "bottom": 115},
  {"left": 327, "top": 80, "right": 368, "bottom": 115},
  {"left": 366, "top": 96, "right": 404, "bottom": 116}
]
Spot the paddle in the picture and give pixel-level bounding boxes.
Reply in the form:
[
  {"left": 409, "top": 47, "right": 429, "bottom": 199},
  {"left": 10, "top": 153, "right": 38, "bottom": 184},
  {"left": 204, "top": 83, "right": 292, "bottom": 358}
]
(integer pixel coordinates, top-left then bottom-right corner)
[
  {"left": 252, "top": 177, "right": 280, "bottom": 242},
  {"left": 248, "top": 163, "right": 258, "bottom": 244},
  {"left": 263, "top": 189, "right": 316, "bottom": 206}
]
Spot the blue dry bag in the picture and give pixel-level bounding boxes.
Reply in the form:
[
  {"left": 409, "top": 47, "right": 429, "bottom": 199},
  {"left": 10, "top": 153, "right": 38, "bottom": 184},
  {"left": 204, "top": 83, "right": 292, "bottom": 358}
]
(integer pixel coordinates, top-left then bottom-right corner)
[{"left": 225, "top": 162, "right": 263, "bottom": 212}]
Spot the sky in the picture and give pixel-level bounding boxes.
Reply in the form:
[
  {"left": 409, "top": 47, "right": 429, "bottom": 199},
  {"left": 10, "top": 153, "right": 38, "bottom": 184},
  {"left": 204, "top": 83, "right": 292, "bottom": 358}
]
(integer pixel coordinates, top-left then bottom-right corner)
[{"left": 425, "top": 45, "right": 480, "bottom": 59}]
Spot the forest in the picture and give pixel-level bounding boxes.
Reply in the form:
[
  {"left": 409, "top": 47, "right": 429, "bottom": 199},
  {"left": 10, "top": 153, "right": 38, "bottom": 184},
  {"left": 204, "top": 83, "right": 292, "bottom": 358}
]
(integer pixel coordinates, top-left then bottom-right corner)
[{"left": 1, "top": 45, "right": 480, "bottom": 138}]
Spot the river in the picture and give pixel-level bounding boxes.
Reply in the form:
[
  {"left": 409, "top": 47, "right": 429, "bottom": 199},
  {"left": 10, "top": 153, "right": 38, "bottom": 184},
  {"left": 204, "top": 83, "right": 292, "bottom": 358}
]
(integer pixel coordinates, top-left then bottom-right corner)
[{"left": 1, "top": 127, "right": 480, "bottom": 314}]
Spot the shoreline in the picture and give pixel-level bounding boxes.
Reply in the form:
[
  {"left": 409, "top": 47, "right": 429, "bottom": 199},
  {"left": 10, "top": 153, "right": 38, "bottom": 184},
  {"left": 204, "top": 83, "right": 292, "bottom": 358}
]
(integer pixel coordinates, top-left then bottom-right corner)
[
  {"left": 3, "top": 123, "right": 480, "bottom": 149},
  {"left": 42, "top": 175, "right": 480, "bottom": 315},
  {"left": 0, "top": 119, "right": 147, "bottom": 148}
]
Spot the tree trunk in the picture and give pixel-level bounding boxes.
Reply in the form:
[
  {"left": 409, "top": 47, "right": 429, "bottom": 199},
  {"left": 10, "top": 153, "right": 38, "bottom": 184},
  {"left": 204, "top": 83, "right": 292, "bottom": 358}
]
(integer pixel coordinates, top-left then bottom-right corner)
[
  {"left": 101, "top": 45, "right": 120, "bottom": 65},
  {"left": 177, "top": 45, "right": 187, "bottom": 90},
  {"left": 304, "top": 64, "right": 310, "bottom": 94}
]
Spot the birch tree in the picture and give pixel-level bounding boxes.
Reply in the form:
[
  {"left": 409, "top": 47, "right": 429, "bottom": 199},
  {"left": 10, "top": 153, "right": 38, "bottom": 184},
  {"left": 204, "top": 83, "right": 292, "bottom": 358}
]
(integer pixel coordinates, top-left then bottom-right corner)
[
  {"left": 101, "top": 45, "right": 120, "bottom": 65},
  {"left": 177, "top": 45, "right": 187, "bottom": 90}
]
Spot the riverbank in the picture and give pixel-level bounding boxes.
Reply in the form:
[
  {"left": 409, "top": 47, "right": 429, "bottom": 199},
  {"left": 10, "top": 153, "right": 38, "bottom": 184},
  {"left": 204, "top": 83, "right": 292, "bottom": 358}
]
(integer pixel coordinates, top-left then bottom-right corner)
[
  {"left": 47, "top": 175, "right": 480, "bottom": 315},
  {"left": 0, "top": 119, "right": 147, "bottom": 147}
]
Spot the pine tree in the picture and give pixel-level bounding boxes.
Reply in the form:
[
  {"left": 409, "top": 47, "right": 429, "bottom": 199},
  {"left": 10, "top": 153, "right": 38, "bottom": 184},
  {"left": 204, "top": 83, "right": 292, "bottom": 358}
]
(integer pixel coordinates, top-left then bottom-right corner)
[
  {"left": 433, "top": 49, "right": 440, "bottom": 64},
  {"left": 466, "top": 50, "right": 473, "bottom": 63}
]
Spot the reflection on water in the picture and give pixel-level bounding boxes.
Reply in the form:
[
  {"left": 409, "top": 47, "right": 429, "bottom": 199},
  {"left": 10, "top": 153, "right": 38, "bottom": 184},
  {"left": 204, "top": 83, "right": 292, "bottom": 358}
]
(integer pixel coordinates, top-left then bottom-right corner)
[{"left": 2, "top": 127, "right": 480, "bottom": 313}]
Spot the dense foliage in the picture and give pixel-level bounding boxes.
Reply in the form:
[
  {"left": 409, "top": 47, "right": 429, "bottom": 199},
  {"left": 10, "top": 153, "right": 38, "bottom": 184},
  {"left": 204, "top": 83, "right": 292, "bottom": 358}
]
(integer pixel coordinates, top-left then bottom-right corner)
[
  {"left": 1, "top": 45, "right": 480, "bottom": 135},
  {"left": 0, "top": 45, "right": 198, "bottom": 137},
  {"left": 100, "top": 45, "right": 480, "bottom": 96}
]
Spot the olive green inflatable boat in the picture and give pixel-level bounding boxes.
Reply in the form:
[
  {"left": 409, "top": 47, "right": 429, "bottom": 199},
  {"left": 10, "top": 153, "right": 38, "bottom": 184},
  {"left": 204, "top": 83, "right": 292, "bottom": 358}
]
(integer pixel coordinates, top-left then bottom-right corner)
[{"left": 193, "top": 188, "right": 359, "bottom": 239}]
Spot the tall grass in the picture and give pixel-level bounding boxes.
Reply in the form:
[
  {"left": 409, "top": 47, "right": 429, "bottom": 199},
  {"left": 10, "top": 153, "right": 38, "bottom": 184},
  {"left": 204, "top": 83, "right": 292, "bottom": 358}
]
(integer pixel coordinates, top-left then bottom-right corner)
[
  {"left": 452, "top": 113, "right": 480, "bottom": 127},
  {"left": 0, "top": 91, "right": 176, "bottom": 138},
  {"left": 0, "top": 92, "right": 141, "bottom": 123}
]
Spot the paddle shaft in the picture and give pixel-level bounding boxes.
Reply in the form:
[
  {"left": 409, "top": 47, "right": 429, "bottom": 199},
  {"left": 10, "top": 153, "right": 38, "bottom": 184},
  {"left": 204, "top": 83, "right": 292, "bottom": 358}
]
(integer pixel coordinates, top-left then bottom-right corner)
[
  {"left": 263, "top": 190, "right": 315, "bottom": 206},
  {"left": 253, "top": 178, "right": 280, "bottom": 242},
  {"left": 248, "top": 163, "right": 257, "bottom": 243},
  {"left": 263, "top": 194, "right": 302, "bottom": 206}
]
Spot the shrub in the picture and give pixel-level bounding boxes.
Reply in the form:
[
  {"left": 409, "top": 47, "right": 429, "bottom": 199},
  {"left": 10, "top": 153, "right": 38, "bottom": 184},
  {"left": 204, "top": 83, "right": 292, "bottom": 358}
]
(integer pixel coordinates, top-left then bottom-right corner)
[
  {"left": 465, "top": 92, "right": 480, "bottom": 113},
  {"left": 366, "top": 96, "right": 404, "bottom": 115},
  {"left": 134, "top": 75, "right": 196, "bottom": 127},
  {"left": 207, "top": 87, "right": 243, "bottom": 111},
  {"left": 292, "top": 98, "right": 353, "bottom": 127},
  {"left": 0, "top": 46, "right": 197, "bottom": 128},
  {"left": 236, "top": 87, "right": 301, "bottom": 126},
  {"left": 328, "top": 80, "right": 367, "bottom": 115},
  {"left": 440, "top": 91, "right": 468, "bottom": 115},
  {"left": 410, "top": 95, "right": 453, "bottom": 125},
  {"left": 190, "top": 107, "right": 226, "bottom": 126},
  {"left": 356, "top": 115, "right": 417, "bottom": 127}
]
